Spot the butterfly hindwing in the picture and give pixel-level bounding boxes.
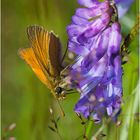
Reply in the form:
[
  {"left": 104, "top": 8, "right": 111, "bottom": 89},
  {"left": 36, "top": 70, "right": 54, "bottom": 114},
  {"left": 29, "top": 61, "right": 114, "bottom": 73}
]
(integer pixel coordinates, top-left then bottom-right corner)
[
  {"left": 48, "top": 32, "right": 62, "bottom": 77},
  {"left": 18, "top": 48, "right": 52, "bottom": 89}
]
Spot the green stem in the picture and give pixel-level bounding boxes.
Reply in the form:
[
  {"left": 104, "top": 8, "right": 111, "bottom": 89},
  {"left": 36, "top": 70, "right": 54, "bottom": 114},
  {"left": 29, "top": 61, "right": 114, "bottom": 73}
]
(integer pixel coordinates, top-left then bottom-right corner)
[
  {"left": 85, "top": 121, "right": 94, "bottom": 137},
  {"left": 91, "top": 124, "right": 105, "bottom": 140}
]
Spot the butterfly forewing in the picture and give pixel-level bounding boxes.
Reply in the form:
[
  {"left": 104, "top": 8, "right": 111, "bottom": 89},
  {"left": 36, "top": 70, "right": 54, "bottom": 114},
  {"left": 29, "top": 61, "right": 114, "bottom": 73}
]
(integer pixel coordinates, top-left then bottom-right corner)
[
  {"left": 27, "top": 26, "right": 50, "bottom": 74},
  {"left": 27, "top": 26, "right": 62, "bottom": 77}
]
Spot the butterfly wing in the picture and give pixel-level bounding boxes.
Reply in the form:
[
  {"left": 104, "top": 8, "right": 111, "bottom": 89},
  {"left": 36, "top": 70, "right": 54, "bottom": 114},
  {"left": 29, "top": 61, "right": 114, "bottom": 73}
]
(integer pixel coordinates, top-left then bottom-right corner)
[
  {"left": 18, "top": 48, "right": 52, "bottom": 89},
  {"left": 18, "top": 25, "right": 62, "bottom": 90},
  {"left": 48, "top": 32, "right": 62, "bottom": 77},
  {"left": 27, "top": 26, "right": 62, "bottom": 77}
]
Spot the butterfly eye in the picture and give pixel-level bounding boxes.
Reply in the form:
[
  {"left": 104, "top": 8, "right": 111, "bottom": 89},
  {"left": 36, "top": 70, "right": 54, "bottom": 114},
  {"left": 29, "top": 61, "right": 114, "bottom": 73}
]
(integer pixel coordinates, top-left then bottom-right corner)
[{"left": 55, "top": 87, "right": 63, "bottom": 95}]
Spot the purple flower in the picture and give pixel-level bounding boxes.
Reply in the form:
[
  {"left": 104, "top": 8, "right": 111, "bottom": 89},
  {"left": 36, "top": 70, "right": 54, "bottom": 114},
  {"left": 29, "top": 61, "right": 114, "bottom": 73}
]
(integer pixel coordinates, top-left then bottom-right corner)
[{"left": 67, "top": 0, "right": 123, "bottom": 122}]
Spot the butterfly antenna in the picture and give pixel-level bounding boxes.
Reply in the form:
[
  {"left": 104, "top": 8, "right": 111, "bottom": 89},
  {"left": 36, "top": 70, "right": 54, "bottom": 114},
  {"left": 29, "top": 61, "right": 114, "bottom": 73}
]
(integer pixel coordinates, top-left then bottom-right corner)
[
  {"left": 60, "top": 55, "right": 81, "bottom": 77},
  {"left": 61, "top": 41, "right": 68, "bottom": 65}
]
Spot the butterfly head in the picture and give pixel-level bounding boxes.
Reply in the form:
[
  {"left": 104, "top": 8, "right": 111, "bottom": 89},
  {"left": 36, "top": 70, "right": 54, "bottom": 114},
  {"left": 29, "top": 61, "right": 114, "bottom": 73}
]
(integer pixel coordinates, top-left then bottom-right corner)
[{"left": 55, "top": 86, "right": 66, "bottom": 100}]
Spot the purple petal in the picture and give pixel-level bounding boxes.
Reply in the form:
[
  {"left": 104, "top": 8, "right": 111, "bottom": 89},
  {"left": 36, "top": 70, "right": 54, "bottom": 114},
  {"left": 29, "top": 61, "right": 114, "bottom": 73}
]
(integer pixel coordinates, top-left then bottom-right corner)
[
  {"left": 76, "top": 1, "right": 110, "bottom": 19},
  {"left": 107, "top": 22, "right": 122, "bottom": 57},
  {"left": 78, "top": 0, "right": 99, "bottom": 8},
  {"left": 107, "top": 106, "right": 113, "bottom": 116},
  {"left": 68, "top": 41, "right": 90, "bottom": 56},
  {"left": 67, "top": 24, "right": 86, "bottom": 38},
  {"left": 77, "top": 13, "right": 111, "bottom": 43},
  {"left": 72, "top": 15, "right": 89, "bottom": 26}
]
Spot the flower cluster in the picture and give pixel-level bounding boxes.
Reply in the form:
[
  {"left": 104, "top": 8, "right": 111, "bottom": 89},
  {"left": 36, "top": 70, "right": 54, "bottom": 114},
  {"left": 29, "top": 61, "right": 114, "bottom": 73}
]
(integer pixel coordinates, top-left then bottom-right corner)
[{"left": 67, "top": 0, "right": 123, "bottom": 122}]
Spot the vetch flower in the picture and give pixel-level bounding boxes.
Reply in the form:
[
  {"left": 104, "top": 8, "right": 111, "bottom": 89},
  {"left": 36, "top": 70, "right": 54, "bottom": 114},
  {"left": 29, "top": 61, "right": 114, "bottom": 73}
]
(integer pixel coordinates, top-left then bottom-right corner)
[{"left": 67, "top": 0, "right": 123, "bottom": 122}]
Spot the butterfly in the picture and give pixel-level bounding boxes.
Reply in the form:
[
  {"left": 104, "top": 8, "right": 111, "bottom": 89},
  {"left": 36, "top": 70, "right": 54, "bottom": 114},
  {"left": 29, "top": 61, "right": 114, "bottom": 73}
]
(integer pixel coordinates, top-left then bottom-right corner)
[{"left": 18, "top": 25, "right": 68, "bottom": 100}]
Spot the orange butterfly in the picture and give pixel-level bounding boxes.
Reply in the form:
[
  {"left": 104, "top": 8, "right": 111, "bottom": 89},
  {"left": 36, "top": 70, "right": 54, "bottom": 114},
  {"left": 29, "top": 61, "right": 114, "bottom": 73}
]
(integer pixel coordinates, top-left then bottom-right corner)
[{"left": 18, "top": 25, "right": 68, "bottom": 100}]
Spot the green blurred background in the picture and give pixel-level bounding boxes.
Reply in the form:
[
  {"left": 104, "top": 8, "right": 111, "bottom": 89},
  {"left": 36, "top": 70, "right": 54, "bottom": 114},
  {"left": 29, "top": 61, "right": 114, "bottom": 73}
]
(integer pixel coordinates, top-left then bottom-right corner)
[{"left": 2, "top": 0, "right": 139, "bottom": 140}]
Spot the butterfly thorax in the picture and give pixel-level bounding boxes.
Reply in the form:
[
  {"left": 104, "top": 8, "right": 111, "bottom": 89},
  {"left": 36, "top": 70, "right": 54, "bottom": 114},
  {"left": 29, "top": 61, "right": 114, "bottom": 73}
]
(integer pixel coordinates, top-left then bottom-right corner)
[{"left": 50, "top": 76, "right": 67, "bottom": 100}]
